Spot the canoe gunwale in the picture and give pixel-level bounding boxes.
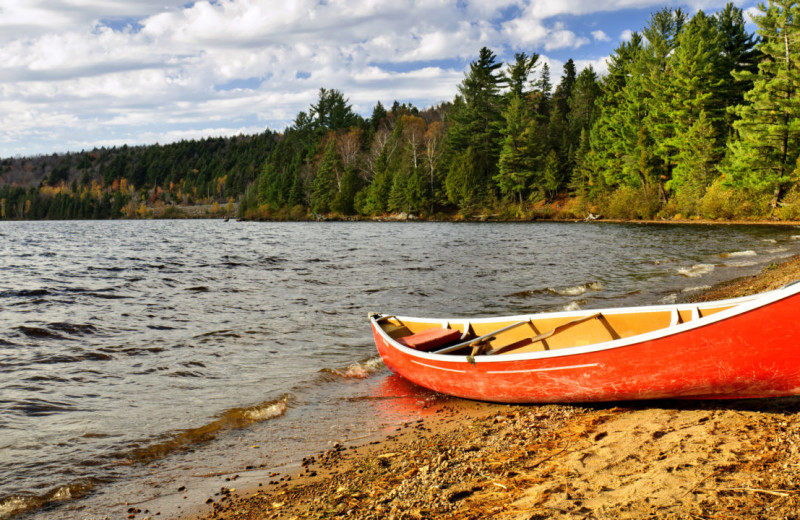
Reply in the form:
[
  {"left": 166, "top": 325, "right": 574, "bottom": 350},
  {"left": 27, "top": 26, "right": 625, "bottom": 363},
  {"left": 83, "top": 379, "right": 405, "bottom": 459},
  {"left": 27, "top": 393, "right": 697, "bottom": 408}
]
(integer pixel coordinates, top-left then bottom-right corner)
[{"left": 370, "top": 288, "right": 790, "bottom": 364}]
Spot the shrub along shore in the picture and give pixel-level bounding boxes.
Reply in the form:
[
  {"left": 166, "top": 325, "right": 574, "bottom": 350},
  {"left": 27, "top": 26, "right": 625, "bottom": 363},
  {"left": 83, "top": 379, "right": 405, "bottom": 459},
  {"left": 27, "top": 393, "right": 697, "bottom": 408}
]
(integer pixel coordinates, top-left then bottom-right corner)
[{"left": 170, "top": 257, "right": 800, "bottom": 520}]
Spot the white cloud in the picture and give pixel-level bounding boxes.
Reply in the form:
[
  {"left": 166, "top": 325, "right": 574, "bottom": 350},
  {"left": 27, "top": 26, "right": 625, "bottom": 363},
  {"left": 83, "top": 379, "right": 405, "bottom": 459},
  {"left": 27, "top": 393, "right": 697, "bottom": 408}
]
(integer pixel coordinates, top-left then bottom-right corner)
[
  {"left": 744, "top": 6, "right": 761, "bottom": 24},
  {"left": 4, "top": 0, "right": 715, "bottom": 157},
  {"left": 620, "top": 29, "right": 634, "bottom": 41}
]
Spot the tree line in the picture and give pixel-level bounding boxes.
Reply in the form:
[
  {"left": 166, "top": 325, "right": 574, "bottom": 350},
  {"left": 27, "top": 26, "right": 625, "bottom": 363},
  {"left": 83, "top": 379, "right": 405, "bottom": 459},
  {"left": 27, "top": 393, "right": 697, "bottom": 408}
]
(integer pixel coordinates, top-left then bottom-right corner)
[
  {"left": 0, "top": 134, "right": 276, "bottom": 219},
  {"left": 3, "top": 2, "right": 800, "bottom": 221}
]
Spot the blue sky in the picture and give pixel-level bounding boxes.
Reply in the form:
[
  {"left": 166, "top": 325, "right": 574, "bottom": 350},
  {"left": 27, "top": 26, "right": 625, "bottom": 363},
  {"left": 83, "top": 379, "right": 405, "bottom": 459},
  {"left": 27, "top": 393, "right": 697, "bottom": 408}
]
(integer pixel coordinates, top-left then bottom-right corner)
[{"left": 0, "top": 0, "right": 759, "bottom": 158}]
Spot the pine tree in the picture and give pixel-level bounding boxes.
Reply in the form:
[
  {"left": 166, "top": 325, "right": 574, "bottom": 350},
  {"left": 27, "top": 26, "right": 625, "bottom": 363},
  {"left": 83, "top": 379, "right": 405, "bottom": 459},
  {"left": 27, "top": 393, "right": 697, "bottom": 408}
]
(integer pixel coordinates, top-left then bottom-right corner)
[
  {"left": 503, "top": 52, "right": 540, "bottom": 99},
  {"left": 670, "top": 110, "right": 722, "bottom": 212},
  {"left": 639, "top": 7, "right": 688, "bottom": 192},
  {"left": 589, "top": 34, "right": 647, "bottom": 188},
  {"left": 310, "top": 140, "right": 339, "bottom": 214},
  {"left": 541, "top": 149, "right": 561, "bottom": 200},
  {"left": 725, "top": 0, "right": 800, "bottom": 208},
  {"left": 445, "top": 147, "right": 482, "bottom": 210},
  {"left": 716, "top": 2, "right": 761, "bottom": 133},
  {"left": 665, "top": 10, "right": 727, "bottom": 193},
  {"left": 444, "top": 47, "right": 504, "bottom": 207},
  {"left": 495, "top": 96, "right": 540, "bottom": 204},
  {"left": 535, "top": 63, "right": 552, "bottom": 118},
  {"left": 553, "top": 59, "right": 577, "bottom": 123}
]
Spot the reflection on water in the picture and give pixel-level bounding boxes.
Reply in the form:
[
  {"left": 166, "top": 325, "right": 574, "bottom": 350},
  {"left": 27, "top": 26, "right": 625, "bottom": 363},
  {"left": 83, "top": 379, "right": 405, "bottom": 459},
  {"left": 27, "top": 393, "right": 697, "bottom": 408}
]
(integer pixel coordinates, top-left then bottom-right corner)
[{"left": 1, "top": 220, "right": 799, "bottom": 518}]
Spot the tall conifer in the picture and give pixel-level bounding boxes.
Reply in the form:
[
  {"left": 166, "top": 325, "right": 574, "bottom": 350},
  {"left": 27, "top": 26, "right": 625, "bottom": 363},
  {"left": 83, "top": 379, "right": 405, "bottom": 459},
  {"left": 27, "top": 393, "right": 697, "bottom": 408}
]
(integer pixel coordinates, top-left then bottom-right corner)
[{"left": 726, "top": 1, "right": 800, "bottom": 207}]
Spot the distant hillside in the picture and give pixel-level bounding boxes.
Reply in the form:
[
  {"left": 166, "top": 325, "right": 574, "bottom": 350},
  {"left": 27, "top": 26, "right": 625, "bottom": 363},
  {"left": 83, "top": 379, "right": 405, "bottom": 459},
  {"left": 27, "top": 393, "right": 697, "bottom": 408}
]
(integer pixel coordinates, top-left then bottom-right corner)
[{"left": 0, "top": 132, "right": 278, "bottom": 219}]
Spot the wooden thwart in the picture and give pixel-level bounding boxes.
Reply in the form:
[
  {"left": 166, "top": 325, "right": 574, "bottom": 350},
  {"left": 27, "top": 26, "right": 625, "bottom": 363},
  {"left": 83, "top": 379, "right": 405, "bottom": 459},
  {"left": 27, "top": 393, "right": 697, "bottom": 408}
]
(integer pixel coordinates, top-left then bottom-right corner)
[
  {"left": 431, "top": 312, "right": 603, "bottom": 356},
  {"left": 485, "top": 313, "right": 603, "bottom": 356},
  {"left": 432, "top": 320, "right": 530, "bottom": 354}
]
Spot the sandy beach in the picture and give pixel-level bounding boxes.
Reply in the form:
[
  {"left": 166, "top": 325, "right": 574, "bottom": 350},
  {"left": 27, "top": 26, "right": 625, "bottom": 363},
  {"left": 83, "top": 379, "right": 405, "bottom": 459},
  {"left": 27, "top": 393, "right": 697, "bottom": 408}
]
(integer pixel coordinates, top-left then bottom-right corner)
[{"left": 159, "top": 256, "right": 800, "bottom": 520}]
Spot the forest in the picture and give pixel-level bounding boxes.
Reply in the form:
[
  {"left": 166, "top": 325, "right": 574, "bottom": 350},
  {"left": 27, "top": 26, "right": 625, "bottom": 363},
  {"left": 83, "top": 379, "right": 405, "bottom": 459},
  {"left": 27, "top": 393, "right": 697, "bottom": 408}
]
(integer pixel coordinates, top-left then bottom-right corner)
[{"left": 2, "top": 2, "right": 800, "bottom": 221}]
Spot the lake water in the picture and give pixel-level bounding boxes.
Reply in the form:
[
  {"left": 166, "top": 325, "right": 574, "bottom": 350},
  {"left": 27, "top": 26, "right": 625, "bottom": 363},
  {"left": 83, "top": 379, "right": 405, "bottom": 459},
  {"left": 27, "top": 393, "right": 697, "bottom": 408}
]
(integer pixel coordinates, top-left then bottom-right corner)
[{"left": 2, "top": 220, "right": 800, "bottom": 519}]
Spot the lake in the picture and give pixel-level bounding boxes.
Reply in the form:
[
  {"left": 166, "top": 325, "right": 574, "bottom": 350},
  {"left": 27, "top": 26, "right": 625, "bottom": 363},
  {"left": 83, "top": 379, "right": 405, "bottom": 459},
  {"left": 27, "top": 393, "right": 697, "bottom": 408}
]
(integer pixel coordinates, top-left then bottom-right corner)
[{"left": 1, "top": 220, "right": 799, "bottom": 518}]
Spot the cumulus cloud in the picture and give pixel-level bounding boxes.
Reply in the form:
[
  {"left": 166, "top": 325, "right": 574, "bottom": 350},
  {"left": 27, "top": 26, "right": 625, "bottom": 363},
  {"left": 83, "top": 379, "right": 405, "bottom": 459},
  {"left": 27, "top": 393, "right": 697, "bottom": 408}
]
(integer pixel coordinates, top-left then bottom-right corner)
[{"left": 3, "top": 0, "right": 724, "bottom": 156}]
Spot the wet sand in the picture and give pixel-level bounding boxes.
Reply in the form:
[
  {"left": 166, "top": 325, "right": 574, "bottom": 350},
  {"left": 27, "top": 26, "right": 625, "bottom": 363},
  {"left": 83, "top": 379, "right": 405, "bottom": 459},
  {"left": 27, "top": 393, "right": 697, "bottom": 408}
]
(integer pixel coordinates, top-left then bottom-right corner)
[{"left": 169, "top": 257, "right": 800, "bottom": 520}]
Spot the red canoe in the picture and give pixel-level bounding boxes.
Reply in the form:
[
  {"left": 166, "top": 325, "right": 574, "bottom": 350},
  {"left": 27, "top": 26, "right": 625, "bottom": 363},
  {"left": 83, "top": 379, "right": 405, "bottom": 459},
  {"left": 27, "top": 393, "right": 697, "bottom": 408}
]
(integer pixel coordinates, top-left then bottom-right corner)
[{"left": 370, "top": 283, "right": 800, "bottom": 403}]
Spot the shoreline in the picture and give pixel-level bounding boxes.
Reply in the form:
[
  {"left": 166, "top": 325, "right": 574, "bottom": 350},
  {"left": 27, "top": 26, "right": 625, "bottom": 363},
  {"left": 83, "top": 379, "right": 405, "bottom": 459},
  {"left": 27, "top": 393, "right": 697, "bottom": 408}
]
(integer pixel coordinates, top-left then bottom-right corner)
[
  {"left": 170, "top": 256, "right": 800, "bottom": 520},
  {"left": 4, "top": 208, "right": 800, "bottom": 227}
]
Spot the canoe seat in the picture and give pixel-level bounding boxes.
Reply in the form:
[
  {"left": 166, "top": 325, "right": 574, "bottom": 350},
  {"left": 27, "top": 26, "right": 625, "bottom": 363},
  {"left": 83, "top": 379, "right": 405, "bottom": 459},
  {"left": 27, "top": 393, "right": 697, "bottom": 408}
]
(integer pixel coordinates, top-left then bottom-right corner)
[{"left": 397, "top": 328, "right": 462, "bottom": 351}]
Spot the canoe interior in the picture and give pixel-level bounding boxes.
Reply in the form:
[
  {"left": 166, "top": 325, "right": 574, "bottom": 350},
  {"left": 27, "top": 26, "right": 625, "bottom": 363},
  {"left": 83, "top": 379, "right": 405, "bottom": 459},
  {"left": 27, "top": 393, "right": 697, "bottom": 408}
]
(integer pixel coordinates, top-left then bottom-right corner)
[{"left": 380, "top": 303, "right": 736, "bottom": 355}]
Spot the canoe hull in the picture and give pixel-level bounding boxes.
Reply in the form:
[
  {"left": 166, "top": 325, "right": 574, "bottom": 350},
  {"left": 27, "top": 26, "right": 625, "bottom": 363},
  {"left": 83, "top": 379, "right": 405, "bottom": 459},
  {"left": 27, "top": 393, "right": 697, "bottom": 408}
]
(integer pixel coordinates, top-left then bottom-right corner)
[{"left": 372, "top": 291, "right": 800, "bottom": 403}]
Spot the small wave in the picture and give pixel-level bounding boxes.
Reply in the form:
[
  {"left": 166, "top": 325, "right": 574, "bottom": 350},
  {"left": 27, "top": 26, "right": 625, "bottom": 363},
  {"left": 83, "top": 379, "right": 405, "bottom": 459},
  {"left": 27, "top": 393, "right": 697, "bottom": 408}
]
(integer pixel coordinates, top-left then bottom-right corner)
[
  {"left": 187, "top": 286, "right": 209, "bottom": 292},
  {"left": 10, "top": 398, "right": 75, "bottom": 416},
  {"left": 322, "top": 357, "right": 384, "bottom": 379},
  {"left": 168, "top": 370, "right": 204, "bottom": 378},
  {"left": 677, "top": 264, "right": 714, "bottom": 278},
  {"left": 660, "top": 293, "right": 678, "bottom": 304},
  {"left": 260, "top": 255, "right": 286, "bottom": 265},
  {"left": 194, "top": 329, "right": 241, "bottom": 339},
  {"left": 124, "top": 395, "right": 290, "bottom": 463},
  {"left": 719, "top": 250, "right": 757, "bottom": 258},
  {"left": 85, "top": 292, "right": 129, "bottom": 300},
  {"left": 506, "top": 289, "right": 541, "bottom": 299},
  {"left": 547, "top": 281, "right": 604, "bottom": 297},
  {"left": 559, "top": 301, "right": 584, "bottom": 312},
  {"left": 0, "top": 481, "right": 95, "bottom": 518},
  {"left": 682, "top": 285, "right": 711, "bottom": 293},
  {"left": 507, "top": 281, "right": 603, "bottom": 299},
  {"left": 48, "top": 322, "right": 98, "bottom": 336},
  {"left": 727, "top": 261, "right": 760, "bottom": 268},
  {"left": 0, "top": 289, "right": 51, "bottom": 298},
  {"left": 99, "top": 345, "right": 165, "bottom": 357},
  {"left": 16, "top": 326, "right": 67, "bottom": 340},
  {"left": 763, "top": 238, "right": 778, "bottom": 243}
]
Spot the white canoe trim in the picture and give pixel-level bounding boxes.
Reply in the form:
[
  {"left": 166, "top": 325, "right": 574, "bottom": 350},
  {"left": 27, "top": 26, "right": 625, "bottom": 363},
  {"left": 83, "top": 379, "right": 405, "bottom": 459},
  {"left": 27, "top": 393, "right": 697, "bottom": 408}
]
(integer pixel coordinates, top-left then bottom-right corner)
[
  {"left": 372, "top": 283, "right": 800, "bottom": 365},
  {"left": 486, "top": 362, "right": 600, "bottom": 374},
  {"left": 410, "top": 360, "right": 467, "bottom": 373}
]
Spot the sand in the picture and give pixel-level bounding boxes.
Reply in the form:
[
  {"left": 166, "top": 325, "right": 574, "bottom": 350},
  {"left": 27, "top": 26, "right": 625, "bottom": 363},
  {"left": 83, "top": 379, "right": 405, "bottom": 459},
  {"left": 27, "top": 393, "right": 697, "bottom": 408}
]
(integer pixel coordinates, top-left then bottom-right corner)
[{"left": 167, "top": 257, "right": 800, "bottom": 520}]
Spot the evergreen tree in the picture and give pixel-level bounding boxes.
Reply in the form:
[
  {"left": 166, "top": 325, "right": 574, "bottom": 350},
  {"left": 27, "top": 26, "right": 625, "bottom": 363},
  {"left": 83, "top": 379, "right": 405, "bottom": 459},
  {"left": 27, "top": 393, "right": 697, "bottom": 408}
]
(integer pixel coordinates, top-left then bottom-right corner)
[
  {"left": 670, "top": 110, "right": 721, "bottom": 210},
  {"left": 716, "top": 2, "right": 761, "bottom": 131},
  {"left": 503, "top": 52, "right": 539, "bottom": 99},
  {"left": 495, "top": 96, "right": 540, "bottom": 204},
  {"left": 726, "top": 0, "right": 800, "bottom": 208},
  {"left": 535, "top": 63, "right": 552, "bottom": 118},
  {"left": 541, "top": 149, "right": 561, "bottom": 200},
  {"left": 310, "top": 88, "right": 362, "bottom": 132},
  {"left": 369, "top": 101, "right": 388, "bottom": 137},
  {"left": 665, "top": 10, "right": 727, "bottom": 195},
  {"left": 444, "top": 47, "right": 504, "bottom": 207},
  {"left": 332, "top": 167, "right": 361, "bottom": 215},
  {"left": 445, "top": 147, "right": 482, "bottom": 210},
  {"left": 553, "top": 59, "right": 577, "bottom": 123},
  {"left": 310, "top": 140, "right": 339, "bottom": 214},
  {"left": 567, "top": 66, "right": 601, "bottom": 140},
  {"left": 589, "top": 34, "right": 647, "bottom": 188},
  {"left": 639, "top": 7, "right": 688, "bottom": 195}
]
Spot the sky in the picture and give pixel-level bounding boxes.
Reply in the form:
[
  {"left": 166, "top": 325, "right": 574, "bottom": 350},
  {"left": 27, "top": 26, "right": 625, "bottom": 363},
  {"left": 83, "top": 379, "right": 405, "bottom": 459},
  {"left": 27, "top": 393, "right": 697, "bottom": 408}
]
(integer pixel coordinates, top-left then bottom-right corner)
[{"left": 0, "top": 0, "right": 760, "bottom": 158}]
